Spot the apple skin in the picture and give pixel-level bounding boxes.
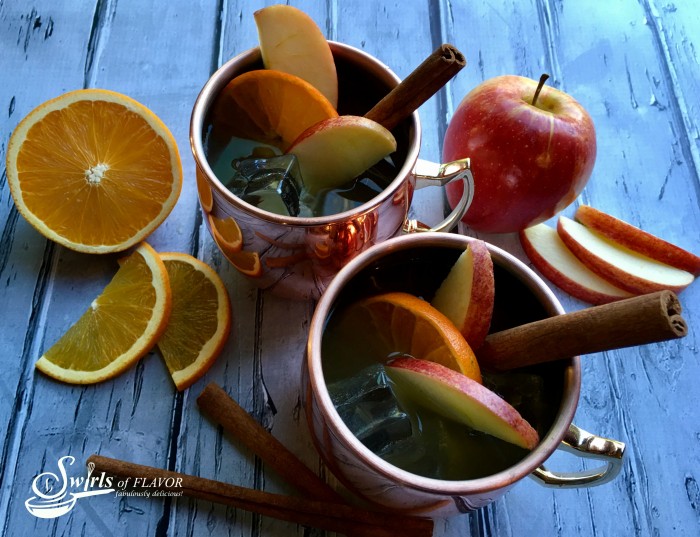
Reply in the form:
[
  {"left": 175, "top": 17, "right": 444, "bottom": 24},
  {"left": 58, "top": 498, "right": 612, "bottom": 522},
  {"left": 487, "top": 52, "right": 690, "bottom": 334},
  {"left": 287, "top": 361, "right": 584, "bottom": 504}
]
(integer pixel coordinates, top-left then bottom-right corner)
[
  {"left": 254, "top": 5, "right": 338, "bottom": 108},
  {"left": 557, "top": 216, "right": 694, "bottom": 294},
  {"left": 431, "top": 240, "right": 495, "bottom": 348},
  {"left": 520, "top": 223, "right": 633, "bottom": 305},
  {"left": 576, "top": 205, "right": 700, "bottom": 276},
  {"left": 386, "top": 357, "right": 539, "bottom": 450},
  {"left": 444, "top": 75, "right": 596, "bottom": 233},
  {"left": 286, "top": 115, "right": 396, "bottom": 195}
]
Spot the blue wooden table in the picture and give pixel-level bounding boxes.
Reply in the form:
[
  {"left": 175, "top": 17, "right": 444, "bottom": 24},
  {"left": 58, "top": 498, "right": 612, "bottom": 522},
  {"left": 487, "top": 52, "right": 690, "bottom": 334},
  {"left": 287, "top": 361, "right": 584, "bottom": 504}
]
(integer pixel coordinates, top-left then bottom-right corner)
[{"left": 2, "top": 1, "right": 699, "bottom": 536}]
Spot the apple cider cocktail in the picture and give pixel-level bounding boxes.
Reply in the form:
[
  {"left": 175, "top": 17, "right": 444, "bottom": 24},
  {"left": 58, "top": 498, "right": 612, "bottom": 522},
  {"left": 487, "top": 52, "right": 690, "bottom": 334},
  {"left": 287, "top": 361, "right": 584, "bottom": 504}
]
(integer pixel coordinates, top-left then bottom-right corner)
[
  {"left": 321, "top": 244, "right": 561, "bottom": 480},
  {"left": 203, "top": 5, "right": 401, "bottom": 219}
]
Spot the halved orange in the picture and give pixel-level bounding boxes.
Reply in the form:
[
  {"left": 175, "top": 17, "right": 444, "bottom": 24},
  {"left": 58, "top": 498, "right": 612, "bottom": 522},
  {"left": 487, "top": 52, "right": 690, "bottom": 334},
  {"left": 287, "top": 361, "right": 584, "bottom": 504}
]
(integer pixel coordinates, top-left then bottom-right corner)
[
  {"left": 156, "top": 253, "right": 232, "bottom": 391},
  {"left": 35, "top": 242, "right": 172, "bottom": 384},
  {"left": 356, "top": 292, "right": 482, "bottom": 383},
  {"left": 211, "top": 70, "right": 338, "bottom": 151},
  {"left": 6, "top": 89, "right": 182, "bottom": 253}
]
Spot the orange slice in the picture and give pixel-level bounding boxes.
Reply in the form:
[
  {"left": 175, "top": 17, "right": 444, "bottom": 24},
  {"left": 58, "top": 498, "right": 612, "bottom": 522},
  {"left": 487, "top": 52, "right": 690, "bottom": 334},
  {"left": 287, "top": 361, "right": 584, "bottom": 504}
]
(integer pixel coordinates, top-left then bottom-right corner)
[
  {"left": 208, "top": 214, "right": 243, "bottom": 254},
  {"left": 356, "top": 292, "right": 482, "bottom": 383},
  {"left": 156, "top": 253, "right": 232, "bottom": 391},
  {"left": 211, "top": 70, "right": 338, "bottom": 151},
  {"left": 35, "top": 242, "right": 172, "bottom": 384},
  {"left": 6, "top": 89, "right": 182, "bottom": 253}
]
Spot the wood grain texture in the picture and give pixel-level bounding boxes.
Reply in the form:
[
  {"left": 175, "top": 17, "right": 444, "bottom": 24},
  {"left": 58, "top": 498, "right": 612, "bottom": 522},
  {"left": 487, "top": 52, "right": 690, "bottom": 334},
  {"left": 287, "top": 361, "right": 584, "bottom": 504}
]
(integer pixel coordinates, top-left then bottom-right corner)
[
  {"left": 1, "top": 0, "right": 699, "bottom": 536},
  {"left": 0, "top": 2, "right": 99, "bottom": 534}
]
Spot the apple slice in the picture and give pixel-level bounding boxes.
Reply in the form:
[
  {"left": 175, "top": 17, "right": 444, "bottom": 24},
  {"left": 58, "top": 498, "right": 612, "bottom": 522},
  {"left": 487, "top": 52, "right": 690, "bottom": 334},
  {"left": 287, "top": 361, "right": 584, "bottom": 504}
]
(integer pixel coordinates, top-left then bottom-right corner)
[
  {"left": 576, "top": 205, "right": 700, "bottom": 276},
  {"left": 386, "top": 357, "right": 539, "bottom": 450},
  {"left": 254, "top": 5, "right": 338, "bottom": 108},
  {"left": 431, "top": 240, "right": 495, "bottom": 348},
  {"left": 520, "top": 223, "right": 634, "bottom": 305},
  {"left": 287, "top": 116, "right": 397, "bottom": 195},
  {"left": 557, "top": 216, "right": 694, "bottom": 294}
]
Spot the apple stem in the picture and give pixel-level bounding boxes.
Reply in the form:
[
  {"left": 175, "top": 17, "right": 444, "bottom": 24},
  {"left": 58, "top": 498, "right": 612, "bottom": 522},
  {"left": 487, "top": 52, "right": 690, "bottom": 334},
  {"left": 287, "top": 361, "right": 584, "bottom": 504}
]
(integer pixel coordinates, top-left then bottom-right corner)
[{"left": 532, "top": 74, "right": 550, "bottom": 107}]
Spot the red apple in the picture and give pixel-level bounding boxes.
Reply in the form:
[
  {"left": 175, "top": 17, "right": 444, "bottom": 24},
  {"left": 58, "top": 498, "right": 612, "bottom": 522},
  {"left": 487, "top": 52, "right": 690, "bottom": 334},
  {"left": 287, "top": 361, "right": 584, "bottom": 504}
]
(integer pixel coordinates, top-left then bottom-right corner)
[
  {"left": 386, "top": 357, "right": 539, "bottom": 450},
  {"left": 575, "top": 205, "right": 700, "bottom": 276},
  {"left": 444, "top": 75, "right": 596, "bottom": 233}
]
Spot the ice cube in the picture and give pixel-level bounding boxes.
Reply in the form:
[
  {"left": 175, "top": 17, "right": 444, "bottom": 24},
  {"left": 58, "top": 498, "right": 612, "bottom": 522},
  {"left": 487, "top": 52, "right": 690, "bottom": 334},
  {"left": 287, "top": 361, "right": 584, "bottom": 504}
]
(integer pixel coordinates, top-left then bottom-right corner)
[
  {"left": 223, "top": 154, "right": 309, "bottom": 217},
  {"left": 328, "top": 364, "right": 416, "bottom": 455}
]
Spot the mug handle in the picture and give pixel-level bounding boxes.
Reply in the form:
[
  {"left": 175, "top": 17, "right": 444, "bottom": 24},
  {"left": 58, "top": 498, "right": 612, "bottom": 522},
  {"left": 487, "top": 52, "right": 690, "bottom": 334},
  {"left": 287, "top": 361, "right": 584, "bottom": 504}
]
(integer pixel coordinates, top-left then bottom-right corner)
[
  {"left": 530, "top": 423, "right": 626, "bottom": 488},
  {"left": 403, "top": 158, "right": 474, "bottom": 233}
]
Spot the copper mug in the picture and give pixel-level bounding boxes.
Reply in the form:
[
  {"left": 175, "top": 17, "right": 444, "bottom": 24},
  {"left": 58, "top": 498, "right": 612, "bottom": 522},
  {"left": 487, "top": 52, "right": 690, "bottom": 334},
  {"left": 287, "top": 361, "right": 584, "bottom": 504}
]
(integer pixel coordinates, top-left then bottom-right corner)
[
  {"left": 303, "top": 232, "right": 625, "bottom": 516},
  {"left": 190, "top": 42, "right": 473, "bottom": 300}
]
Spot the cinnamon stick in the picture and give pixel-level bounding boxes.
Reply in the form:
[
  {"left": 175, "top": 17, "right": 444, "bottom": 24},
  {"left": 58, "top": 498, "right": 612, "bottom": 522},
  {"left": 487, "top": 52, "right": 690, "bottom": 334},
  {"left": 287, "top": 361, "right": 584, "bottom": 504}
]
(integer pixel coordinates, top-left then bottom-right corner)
[
  {"left": 197, "top": 382, "right": 344, "bottom": 503},
  {"left": 87, "top": 455, "right": 433, "bottom": 537},
  {"left": 478, "top": 290, "right": 687, "bottom": 371},
  {"left": 365, "top": 44, "right": 466, "bottom": 131},
  {"left": 197, "top": 384, "right": 434, "bottom": 536}
]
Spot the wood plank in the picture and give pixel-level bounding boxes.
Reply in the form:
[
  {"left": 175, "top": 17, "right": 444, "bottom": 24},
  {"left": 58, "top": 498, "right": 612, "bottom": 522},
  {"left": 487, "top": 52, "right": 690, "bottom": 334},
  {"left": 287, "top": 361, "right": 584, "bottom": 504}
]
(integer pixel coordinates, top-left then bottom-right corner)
[
  {"left": 566, "top": 0, "right": 700, "bottom": 532},
  {"left": 533, "top": 0, "right": 700, "bottom": 532},
  {"left": 1, "top": 1, "right": 220, "bottom": 535},
  {"left": 0, "top": 0, "right": 98, "bottom": 529}
]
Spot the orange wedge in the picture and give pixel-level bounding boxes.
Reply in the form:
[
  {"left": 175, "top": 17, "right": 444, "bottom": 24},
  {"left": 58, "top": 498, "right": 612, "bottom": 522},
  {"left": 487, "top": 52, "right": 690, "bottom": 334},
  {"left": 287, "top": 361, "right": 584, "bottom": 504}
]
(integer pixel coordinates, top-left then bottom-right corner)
[
  {"left": 6, "top": 89, "right": 182, "bottom": 253},
  {"left": 211, "top": 70, "right": 338, "bottom": 151},
  {"left": 35, "top": 242, "right": 172, "bottom": 384},
  {"left": 356, "top": 292, "right": 482, "bottom": 383},
  {"left": 157, "top": 253, "right": 232, "bottom": 391}
]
